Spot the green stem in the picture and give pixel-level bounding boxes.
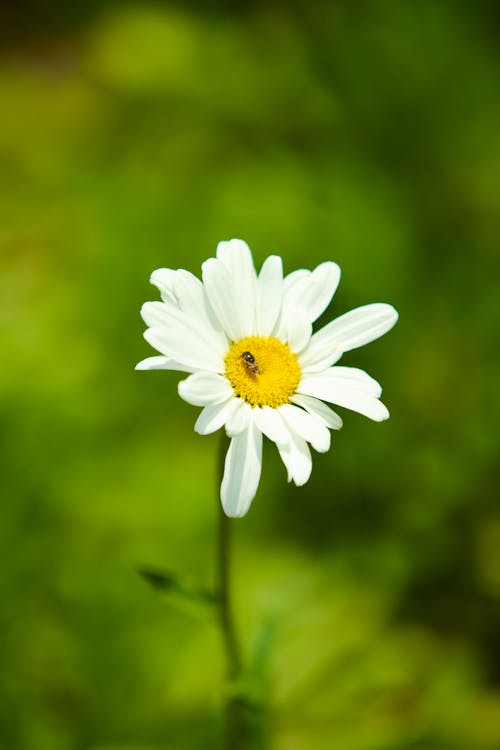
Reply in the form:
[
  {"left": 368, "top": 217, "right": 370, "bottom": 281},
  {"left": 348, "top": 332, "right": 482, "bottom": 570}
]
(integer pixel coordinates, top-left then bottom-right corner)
[
  {"left": 217, "top": 434, "right": 266, "bottom": 749},
  {"left": 217, "top": 434, "right": 245, "bottom": 749},
  {"left": 217, "top": 455, "right": 241, "bottom": 679}
]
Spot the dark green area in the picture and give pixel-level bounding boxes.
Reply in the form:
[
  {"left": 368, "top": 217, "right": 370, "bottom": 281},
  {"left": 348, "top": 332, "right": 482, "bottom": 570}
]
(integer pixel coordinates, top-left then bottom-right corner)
[{"left": 1, "top": 2, "right": 500, "bottom": 748}]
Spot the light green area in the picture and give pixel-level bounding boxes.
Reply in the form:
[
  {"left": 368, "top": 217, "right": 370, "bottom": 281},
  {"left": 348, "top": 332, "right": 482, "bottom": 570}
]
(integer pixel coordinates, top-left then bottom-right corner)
[{"left": 1, "top": 2, "right": 500, "bottom": 748}]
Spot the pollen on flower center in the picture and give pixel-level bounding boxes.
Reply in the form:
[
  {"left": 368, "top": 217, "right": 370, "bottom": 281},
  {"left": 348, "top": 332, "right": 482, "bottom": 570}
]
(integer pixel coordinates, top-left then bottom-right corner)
[{"left": 224, "top": 336, "right": 301, "bottom": 408}]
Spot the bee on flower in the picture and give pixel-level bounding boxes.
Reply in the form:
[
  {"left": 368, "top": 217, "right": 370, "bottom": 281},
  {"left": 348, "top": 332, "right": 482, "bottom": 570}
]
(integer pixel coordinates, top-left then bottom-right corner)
[{"left": 136, "top": 239, "right": 398, "bottom": 517}]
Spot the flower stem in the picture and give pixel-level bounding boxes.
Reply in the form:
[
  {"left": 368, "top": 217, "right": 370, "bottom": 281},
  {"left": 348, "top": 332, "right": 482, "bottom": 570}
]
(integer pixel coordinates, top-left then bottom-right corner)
[
  {"left": 216, "top": 434, "right": 268, "bottom": 750},
  {"left": 217, "top": 454, "right": 241, "bottom": 679},
  {"left": 217, "top": 434, "right": 246, "bottom": 748}
]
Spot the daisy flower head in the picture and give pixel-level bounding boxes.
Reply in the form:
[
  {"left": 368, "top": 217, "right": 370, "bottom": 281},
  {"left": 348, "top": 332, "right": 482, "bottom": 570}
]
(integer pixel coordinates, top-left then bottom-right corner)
[{"left": 137, "top": 239, "right": 398, "bottom": 518}]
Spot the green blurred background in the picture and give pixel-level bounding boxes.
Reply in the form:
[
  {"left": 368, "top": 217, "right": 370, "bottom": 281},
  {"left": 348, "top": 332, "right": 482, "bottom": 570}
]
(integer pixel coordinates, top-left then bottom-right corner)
[{"left": 1, "top": 2, "right": 500, "bottom": 748}]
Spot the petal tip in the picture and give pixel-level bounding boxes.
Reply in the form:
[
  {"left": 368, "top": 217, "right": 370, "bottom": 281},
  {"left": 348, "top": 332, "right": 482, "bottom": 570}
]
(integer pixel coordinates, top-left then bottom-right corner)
[
  {"left": 222, "top": 506, "right": 247, "bottom": 519},
  {"left": 375, "top": 403, "right": 390, "bottom": 422},
  {"left": 293, "top": 475, "right": 310, "bottom": 487},
  {"left": 143, "top": 327, "right": 157, "bottom": 347},
  {"left": 177, "top": 379, "right": 188, "bottom": 398}
]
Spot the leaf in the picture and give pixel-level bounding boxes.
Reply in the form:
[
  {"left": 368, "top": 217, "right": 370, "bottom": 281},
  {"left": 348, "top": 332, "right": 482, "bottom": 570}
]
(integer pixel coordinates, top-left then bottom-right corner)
[
  {"left": 138, "top": 568, "right": 179, "bottom": 591},
  {"left": 137, "top": 566, "right": 217, "bottom": 618}
]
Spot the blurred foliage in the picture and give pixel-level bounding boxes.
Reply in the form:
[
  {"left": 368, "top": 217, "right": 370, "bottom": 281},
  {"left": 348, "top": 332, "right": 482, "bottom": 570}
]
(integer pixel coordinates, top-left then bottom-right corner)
[{"left": 1, "top": 1, "right": 500, "bottom": 748}]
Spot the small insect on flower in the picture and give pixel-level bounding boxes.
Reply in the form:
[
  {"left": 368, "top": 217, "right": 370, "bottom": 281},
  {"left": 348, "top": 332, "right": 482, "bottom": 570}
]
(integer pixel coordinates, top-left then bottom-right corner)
[{"left": 241, "top": 351, "right": 260, "bottom": 374}]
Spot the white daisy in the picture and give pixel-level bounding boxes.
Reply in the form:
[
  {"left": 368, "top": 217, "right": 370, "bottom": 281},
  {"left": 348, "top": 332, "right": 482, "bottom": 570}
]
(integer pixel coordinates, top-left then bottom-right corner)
[{"left": 136, "top": 239, "right": 398, "bottom": 518}]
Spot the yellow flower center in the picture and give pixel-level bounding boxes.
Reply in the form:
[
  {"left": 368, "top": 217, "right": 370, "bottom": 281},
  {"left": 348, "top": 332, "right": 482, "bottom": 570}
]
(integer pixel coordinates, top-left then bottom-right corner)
[{"left": 224, "top": 336, "right": 301, "bottom": 408}]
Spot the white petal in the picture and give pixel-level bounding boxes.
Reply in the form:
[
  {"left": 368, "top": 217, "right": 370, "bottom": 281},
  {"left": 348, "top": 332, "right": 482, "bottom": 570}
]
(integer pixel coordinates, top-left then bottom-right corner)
[
  {"left": 314, "top": 366, "right": 383, "bottom": 398},
  {"left": 141, "top": 300, "right": 208, "bottom": 337},
  {"left": 308, "top": 303, "right": 398, "bottom": 357},
  {"left": 150, "top": 268, "right": 215, "bottom": 322},
  {"left": 171, "top": 269, "right": 204, "bottom": 312},
  {"left": 150, "top": 268, "right": 177, "bottom": 303},
  {"left": 226, "top": 400, "right": 252, "bottom": 437},
  {"left": 202, "top": 258, "right": 242, "bottom": 342},
  {"left": 144, "top": 326, "right": 224, "bottom": 373},
  {"left": 194, "top": 398, "right": 239, "bottom": 435},
  {"left": 286, "top": 307, "right": 313, "bottom": 353},
  {"left": 285, "top": 261, "right": 341, "bottom": 323},
  {"left": 216, "top": 238, "right": 254, "bottom": 270},
  {"left": 255, "top": 255, "right": 283, "bottom": 336},
  {"left": 214, "top": 238, "right": 257, "bottom": 337},
  {"left": 173, "top": 269, "right": 228, "bottom": 345},
  {"left": 273, "top": 268, "right": 309, "bottom": 340},
  {"left": 253, "top": 405, "right": 290, "bottom": 445},
  {"left": 298, "top": 339, "right": 343, "bottom": 373},
  {"left": 283, "top": 268, "right": 309, "bottom": 293},
  {"left": 276, "top": 430, "right": 312, "bottom": 486},
  {"left": 298, "top": 374, "right": 390, "bottom": 422},
  {"left": 142, "top": 289, "right": 227, "bottom": 359},
  {"left": 290, "top": 394, "right": 343, "bottom": 430},
  {"left": 221, "top": 422, "right": 263, "bottom": 517},
  {"left": 279, "top": 403, "right": 331, "bottom": 453},
  {"left": 178, "top": 372, "right": 233, "bottom": 406},
  {"left": 141, "top": 301, "right": 171, "bottom": 328},
  {"left": 135, "top": 355, "right": 192, "bottom": 372}
]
